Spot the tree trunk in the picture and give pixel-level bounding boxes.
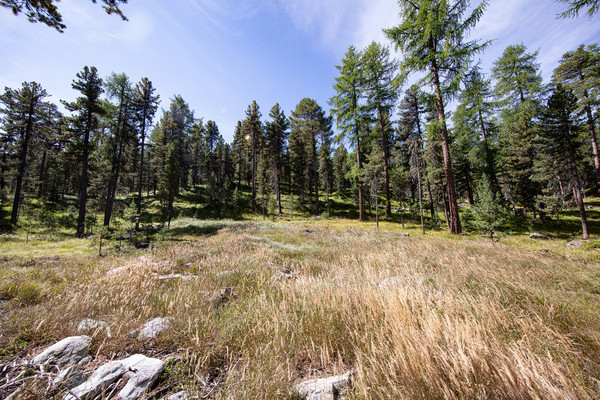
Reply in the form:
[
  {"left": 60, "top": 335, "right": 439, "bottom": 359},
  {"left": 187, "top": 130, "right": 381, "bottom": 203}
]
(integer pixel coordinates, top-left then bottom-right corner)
[
  {"left": 465, "top": 162, "right": 474, "bottom": 204},
  {"left": 136, "top": 117, "right": 147, "bottom": 230},
  {"left": 478, "top": 109, "right": 500, "bottom": 194},
  {"left": 431, "top": 58, "right": 461, "bottom": 234},
  {"left": 11, "top": 104, "right": 35, "bottom": 225},
  {"left": 356, "top": 136, "right": 365, "bottom": 221},
  {"left": 38, "top": 148, "right": 47, "bottom": 197},
  {"left": 379, "top": 112, "right": 392, "bottom": 218},
  {"left": 565, "top": 121, "right": 589, "bottom": 239},
  {"left": 76, "top": 121, "right": 91, "bottom": 238}
]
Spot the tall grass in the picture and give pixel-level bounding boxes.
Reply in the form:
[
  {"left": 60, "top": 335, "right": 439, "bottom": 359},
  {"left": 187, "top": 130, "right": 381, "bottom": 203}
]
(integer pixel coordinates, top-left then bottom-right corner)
[{"left": 0, "top": 221, "right": 599, "bottom": 398}]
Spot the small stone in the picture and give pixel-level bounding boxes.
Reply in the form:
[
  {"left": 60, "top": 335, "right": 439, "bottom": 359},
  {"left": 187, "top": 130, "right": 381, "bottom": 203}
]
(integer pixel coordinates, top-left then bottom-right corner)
[
  {"left": 273, "top": 269, "right": 295, "bottom": 281},
  {"left": 567, "top": 240, "right": 588, "bottom": 248},
  {"left": 399, "top": 233, "right": 410, "bottom": 237},
  {"left": 134, "top": 317, "right": 171, "bottom": 340},
  {"left": 528, "top": 232, "right": 550, "bottom": 240},
  {"left": 78, "top": 318, "right": 112, "bottom": 337},
  {"left": 541, "top": 248, "right": 550, "bottom": 253},
  {"left": 33, "top": 336, "right": 91, "bottom": 368},
  {"left": 294, "top": 371, "right": 353, "bottom": 400},
  {"left": 210, "top": 288, "right": 236, "bottom": 308}
]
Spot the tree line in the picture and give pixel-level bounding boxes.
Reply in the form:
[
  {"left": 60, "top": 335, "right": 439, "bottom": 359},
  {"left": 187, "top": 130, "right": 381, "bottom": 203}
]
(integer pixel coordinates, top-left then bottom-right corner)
[{"left": 1, "top": 0, "right": 598, "bottom": 240}]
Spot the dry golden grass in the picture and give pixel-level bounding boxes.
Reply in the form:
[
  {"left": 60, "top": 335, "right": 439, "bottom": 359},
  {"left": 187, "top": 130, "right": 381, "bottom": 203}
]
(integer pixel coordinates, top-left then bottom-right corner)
[{"left": 1, "top": 220, "right": 599, "bottom": 399}]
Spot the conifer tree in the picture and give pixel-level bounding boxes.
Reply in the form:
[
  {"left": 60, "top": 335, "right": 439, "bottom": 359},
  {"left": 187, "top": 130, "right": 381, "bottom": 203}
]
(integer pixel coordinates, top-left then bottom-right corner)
[
  {"left": 133, "top": 77, "right": 159, "bottom": 229},
  {"left": 362, "top": 41, "right": 399, "bottom": 218},
  {"left": 492, "top": 44, "right": 544, "bottom": 214},
  {"left": 553, "top": 44, "right": 600, "bottom": 194},
  {"left": 330, "top": 45, "right": 367, "bottom": 221},
  {"left": 243, "top": 101, "right": 262, "bottom": 212},
  {"left": 540, "top": 85, "right": 589, "bottom": 238},
  {"left": 385, "top": 0, "right": 489, "bottom": 234},
  {"left": 265, "top": 103, "right": 289, "bottom": 214},
  {"left": 557, "top": 0, "right": 600, "bottom": 17},
  {"left": 63, "top": 66, "right": 104, "bottom": 237},
  {"left": 0, "top": 82, "right": 52, "bottom": 225}
]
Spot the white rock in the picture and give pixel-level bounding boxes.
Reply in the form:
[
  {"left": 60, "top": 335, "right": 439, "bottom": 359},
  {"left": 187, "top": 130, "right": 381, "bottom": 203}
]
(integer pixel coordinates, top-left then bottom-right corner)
[
  {"left": 32, "top": 336, "right": 91, "bottom": 368},
  {"left": 64, "top": 354, "right": 165, "bottom": 400},
  {"left": 78, "top": 318, "right": 112, "bottom": 337},
  {"left": 53, "top": 365, "right": 89, "bottom": 389},
  {"left": 64, "top": 359, "right": 127, "bottom": 400},
  {"left": 118, "top": 354, "right": 166, "bottom": 399},
  {"left": 134, "top": 317, "right": 171, "bottom": 340},
  {"left": 294, "top": 371, "right": 353, "bottom": 400}
]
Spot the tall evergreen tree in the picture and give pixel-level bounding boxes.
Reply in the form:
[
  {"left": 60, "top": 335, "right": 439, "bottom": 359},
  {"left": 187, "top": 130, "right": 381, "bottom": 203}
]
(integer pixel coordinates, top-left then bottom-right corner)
[
  {"left": 553, "top": 44, "right": 600, "bottom": 194},
  {"left": 330, "top": 45, "right": 367, "bottom": 221},
  {"left": 362, "top": 41, "right": 399, "bottom": 218},
  {"left": 265, "top": 103, "right": 289, "bottom": 214},
  {"left": 385, "top": 0, "right": 489, "bottom": 234},
  {"left": 133, "top": 77, "right": 159, "bottom": 229},
  {"left": 492, "top": 44, "right": 544, "bottom": 214},
  {"left": 0, "top": 82, "right": 52, "bottom": 225},
  {"left": 243, "top": 101, "right": 262, "bottom": 212},
  {"left": 63, "top": 66, "right": 104, "bottom": 237},
  {"left": 540, "top": 85, "right": 589, "bottom": 238}
]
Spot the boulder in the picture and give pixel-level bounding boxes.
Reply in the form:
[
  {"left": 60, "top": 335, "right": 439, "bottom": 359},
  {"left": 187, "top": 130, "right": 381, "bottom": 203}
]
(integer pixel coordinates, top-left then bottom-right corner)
[
  {"left": 528, "top": 232, "right": 550, "bottom": 240},
  {"left": 78, "top": 318, "right": 112, "bottom": 337},
  {"left": 64, "top": 354, "right": 165, "bottom": 400},
  {"left": 293, "top": 371, "right": 353, "bottom": 400},
  {"left": 132, "top": 317, "right": 171, "bottom": 340},
  {"left": 32, "top": 336, "right": 91, "bottom": 368},
  {"left": 567, "top": 240, "right": 588, "bottom": 248}
]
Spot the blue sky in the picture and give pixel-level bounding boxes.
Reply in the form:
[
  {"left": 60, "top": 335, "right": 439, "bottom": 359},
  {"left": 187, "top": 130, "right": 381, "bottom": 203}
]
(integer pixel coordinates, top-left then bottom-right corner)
[{"left": 1, "top": 0, "right": 599, "bottom": 143}]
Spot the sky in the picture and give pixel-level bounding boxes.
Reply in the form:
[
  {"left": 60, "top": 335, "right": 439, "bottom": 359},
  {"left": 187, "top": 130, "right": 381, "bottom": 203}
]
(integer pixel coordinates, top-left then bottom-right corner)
[{"left": 1, "top": 0, "right": 599, "bottom": 143}]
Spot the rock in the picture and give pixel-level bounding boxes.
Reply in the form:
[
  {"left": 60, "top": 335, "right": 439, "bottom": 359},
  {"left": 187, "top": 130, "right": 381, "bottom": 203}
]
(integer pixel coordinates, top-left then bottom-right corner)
[
  {"left": 399, "top": 233, "right": 410, "bottom": 237},
  {"left": 165, "top": 391, "right": 189, "bottom": 400},
  {"left": 293, "top": 371, "right": 353, "bottom": 400},
  {"left": 64, "top": 354, "right": 165, "bottom": 400},
  {"left": 210, "top": 288, "right": 236, "bottom": 308},
  {"left": 78, "top": 318, "right": 112, "bottom": 337},
  {"left": 33, "top": 336, "right": 91, "bottom": 368},
  {"left": 134, "top": 242, "right": 149, "bottom": 249},
  {"left": 567, "top": 240, "right": 588, "bottom": 248},
  {"left": 64, "top": 359, "right": 126, "bottom": 400},
  {"left": 541, "top": 248, "right": 550, "bottom": 253},
  {"left": 107, "top": 266, "right": 129, "bottom": 276},
  {"left": 132, "top": 317, "right": 171, "bottom": 340},
  {"left": 273, "top": 268, "right": 295, "bottom": 281},
  {"left": 528, "top": 232, "right": 550, "bottom": 240},
  {"left": 118, "top": 354, "right": 166, "bottom": 399},
  {"left": 53, "top": 365, "right": 89, "bottom": 389}
]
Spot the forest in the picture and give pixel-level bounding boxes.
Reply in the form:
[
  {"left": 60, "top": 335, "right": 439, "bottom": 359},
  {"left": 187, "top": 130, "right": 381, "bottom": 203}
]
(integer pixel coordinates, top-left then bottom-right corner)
[
  {"left": 2, "top": 5, "right": 599, "bottom": 242},
  {"left": 2, "top": 1, "right": 600, "bottom": 400}
]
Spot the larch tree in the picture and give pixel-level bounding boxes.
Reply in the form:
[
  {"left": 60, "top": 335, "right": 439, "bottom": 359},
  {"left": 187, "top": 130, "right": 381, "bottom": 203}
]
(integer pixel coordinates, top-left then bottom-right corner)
[
  {"left": 63, "top": 66, "right": 104, "bottom": 238},
  {"left": 330, "top": 45, "right": 367, "bottom": 221},
  {"left": 553, "top": 44, "right": 600, "bottom": 194},
  {"left": 384, "top": 0, "right": 490, "bottom": 234},
  {"left": 557, "top": 0, "right": 600, "bottom": 17},
  {"left": 134, "top": 77, "right": 159, "bottom": 230},
  {"left": 0, "top": 81, "right": 53, "bottom": 225},
  {"left": 362, "top": 41, "right": 399, "bottom": 218}
]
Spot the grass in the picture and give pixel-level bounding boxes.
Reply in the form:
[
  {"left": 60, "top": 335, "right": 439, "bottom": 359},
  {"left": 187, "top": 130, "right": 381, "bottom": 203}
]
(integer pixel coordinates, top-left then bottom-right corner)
[{"left": 1, "top": 217, "right": 600, "bottom": 399}]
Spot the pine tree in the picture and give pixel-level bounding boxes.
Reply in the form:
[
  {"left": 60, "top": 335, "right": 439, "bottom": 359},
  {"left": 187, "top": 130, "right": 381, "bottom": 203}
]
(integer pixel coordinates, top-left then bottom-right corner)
[
  {"left": 492, "top": 44, "right": 544, "bottom": 214},
  {"left": 332, "top": 145, "right": 350, "bottom": 193},
  {"left": 553, "top": 44, "right": 600, "bottom": 194},
  {"left": 362, "top": 41, "right": 399, "bottom": 218},
  {"left": 265, "top": 103, "right": 289, "bottom": 214},
  {"left": 330, "top": 45, "right": 368, "bottom": 221},
  {"left": 63, "top": 66, "right": 104, "bottom": 237},
  {"left": 385, "top": 0, "right": 489, "bottom": 234},
  {"left": 243, "top": 101, "right": 262, "bottom": 212},
  {"left": 540, "top": 85, "right": 589, "bottom": 238},
  {"left": 0, "top": 82, "right": 52, "bottom": 225},
  {"left": 133, "top": 77, "right": 159, "bottom": 230}
]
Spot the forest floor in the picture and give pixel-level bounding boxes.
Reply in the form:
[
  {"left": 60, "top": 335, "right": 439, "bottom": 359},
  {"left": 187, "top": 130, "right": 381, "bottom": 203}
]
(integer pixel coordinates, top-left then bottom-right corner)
[{"left": 1, "top": 210, "right": 600, "bottom": 398}]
